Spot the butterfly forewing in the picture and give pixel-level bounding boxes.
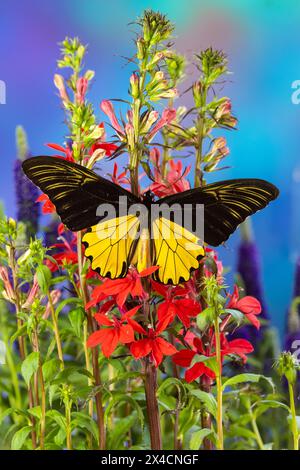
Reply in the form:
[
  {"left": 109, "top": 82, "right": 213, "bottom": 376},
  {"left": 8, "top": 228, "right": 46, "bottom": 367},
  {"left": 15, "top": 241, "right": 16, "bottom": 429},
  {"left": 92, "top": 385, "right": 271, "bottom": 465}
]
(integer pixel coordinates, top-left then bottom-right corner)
[
  {"left": 22, "top": 156, "right": 139, "bottom": 232},
  {"left": 158, "top": 179, "right": 279, "bottom": 246}
]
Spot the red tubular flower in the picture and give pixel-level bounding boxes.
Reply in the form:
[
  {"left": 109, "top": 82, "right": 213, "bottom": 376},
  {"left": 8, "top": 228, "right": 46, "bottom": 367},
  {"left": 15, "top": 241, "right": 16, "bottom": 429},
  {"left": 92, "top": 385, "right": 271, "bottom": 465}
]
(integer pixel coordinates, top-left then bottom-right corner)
[
  {"left": 227, "top": 285, "right": 262, "bottom": 329},
  {"left": 157, "top": 298, "right": 201, "bottom": 328},
  {"left": 86, "top": 266, "right": 158, "bottom": 309},
  {"left": 150, "top": 155, "right": 191, "bottom": 198},
  {"left": 130, "top": 319, "right": 177, "bottom": 367},
  {"left": 110, "top": 163, "right": 130, "bottom": 186},
  {"left": 46, "top": 233, "right": 78, "bottom": 272},
  {"left": 36, "top": 194, "right": 56, "bottom": 214},
  {"left": 46, "top": 143, "right": 74, "bottom": 162},
  {"left": 173, "top": 330, "right": 254, "bottom": 383},
  {"left": 87, "top": 306, "right": 141, "bottom": 357}
]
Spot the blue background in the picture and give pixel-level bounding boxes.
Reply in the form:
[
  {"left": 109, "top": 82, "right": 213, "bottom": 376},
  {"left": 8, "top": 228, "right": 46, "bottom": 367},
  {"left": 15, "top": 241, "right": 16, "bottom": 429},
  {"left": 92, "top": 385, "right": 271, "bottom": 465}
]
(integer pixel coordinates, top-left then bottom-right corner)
[{"left": 0, "top": 0, "right": 299, "bottom": 337}]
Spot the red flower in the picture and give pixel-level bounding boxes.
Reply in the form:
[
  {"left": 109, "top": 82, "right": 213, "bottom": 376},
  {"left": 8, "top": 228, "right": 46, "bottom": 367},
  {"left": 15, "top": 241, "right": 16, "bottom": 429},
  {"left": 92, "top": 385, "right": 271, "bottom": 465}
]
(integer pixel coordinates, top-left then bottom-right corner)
[
  {"left": 157, "top": 298, "right": 201, "bottom": 328},
  {"left": 36, "top": 194, "right": 56, "bottom": 214},
  {"left": 87, "top": 306, "right": 140, "bottom": 357},
  {"left": 130, "top": 319, "right": 177, "bottom": 367},
  {"left": 90, "top": 142, "right": 118, "bottom": 157},
  {"left": 86, "top": 266, "right": 158, "bottom": 309},
  {"left": 227, "top": 285, "right": 261, "bottom": 329},
  {"left": 173, "top": 330, "right": 253, "bottom": 383},
  {"left": 149, "top": 151, "right": 191, "bottom": 198},
  {"left": 46, "top": 143, "right": 74, "bottom": 162},
  {"left": 110, "top": 163, "right": 130, "bottom": 186},
  {"left": 46, "top": 233, "right": 78, "bottom": 272}
]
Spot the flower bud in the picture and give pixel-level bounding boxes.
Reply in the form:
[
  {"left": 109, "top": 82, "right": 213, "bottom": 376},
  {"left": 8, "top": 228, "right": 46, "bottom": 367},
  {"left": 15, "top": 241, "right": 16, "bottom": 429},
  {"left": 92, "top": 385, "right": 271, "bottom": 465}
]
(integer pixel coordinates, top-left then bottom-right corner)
[
  {"left": 130, "top": 73, "right": 140, "bottom": 99},
  {"left": 275, "top": 351, "right": 300, "bottom": 385}
]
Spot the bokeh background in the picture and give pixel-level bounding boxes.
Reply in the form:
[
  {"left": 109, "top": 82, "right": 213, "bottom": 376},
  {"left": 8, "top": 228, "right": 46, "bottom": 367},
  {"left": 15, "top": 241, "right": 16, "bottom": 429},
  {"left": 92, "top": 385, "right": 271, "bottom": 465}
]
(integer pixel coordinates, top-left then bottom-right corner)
[{"left": 0, "top": 0, "right": 299, "bottom": 337}]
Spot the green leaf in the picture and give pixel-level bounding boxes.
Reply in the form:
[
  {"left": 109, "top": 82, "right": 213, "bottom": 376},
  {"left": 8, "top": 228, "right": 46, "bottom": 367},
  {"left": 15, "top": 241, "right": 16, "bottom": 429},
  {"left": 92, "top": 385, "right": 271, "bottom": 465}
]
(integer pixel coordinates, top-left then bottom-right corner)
[
  {"left": 196, "top": 307, "right": 215, "bottom": 330},
  {"left": 46, "top": 410, "right": 66, "bottom": 430},
  {"left": 71, "top": 411, "right": 99, "bottom": 442},
  {"left": 42, "top": 358, "right": 62, "bottom": 383},
  {"left": 11, "top": 426, "right": 32, "bottom": 450},
  {"left": 253, "top": 400, "right": 290, "bottom": 419},
  {"left": 68, "top": 307, "right": 85, "bottom": 338},
  {"left": 222, "top": 373, "right": 274, "bottom": 392},
  {"left": 105, "top": 393, "right": 144, "bottom": 429},
  {"left": 21, "top": 351, "right": 40, "bottom": 387},
  {"left": 55, "top": 297, "right": 82, "bottom": 319},
  {"left": 27, "top": 406, "right": 41, "bottom": 420},
  {"left": 190, "top": 390, "right": 217, "bottom": 417},
  {"left": 10, "top": 324, "right": 27, "bottom": 343},
  {"left": 189, "top": 428, "right": 214, "bottom": 450},
  {"left": 36, "top": 265, "right": 52, "bottom": 294},
  {"left": 224, "top": 308, "right": 245, "bottom": 325}
]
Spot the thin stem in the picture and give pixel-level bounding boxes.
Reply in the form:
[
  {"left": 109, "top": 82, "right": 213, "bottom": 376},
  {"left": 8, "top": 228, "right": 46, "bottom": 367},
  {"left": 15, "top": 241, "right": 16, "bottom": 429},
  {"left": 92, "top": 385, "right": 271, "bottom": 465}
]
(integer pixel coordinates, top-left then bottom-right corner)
[
  {"left": 38, "top": 364, "right": 46, "bottom": 450},
  {"left": 9, "top": 245, "right": 37, "bottom": 448},
  {"left": 144, "top": 358, "right": 162, "bottom": 450},
  {"left": 47, "top": 291, "right": 64, "bottom": 369},
  {"left": 194, "top": 86, "right": 207, "bottom": 188},
  {"left": 77, "top": 232, "right": 106, "bottom": 449},
  {"left": 288, "top": 381, "right": 299, "bottom": 450},
  {"left": 250, "top": 413, "right": 264, "bottom": 450},
  {"left": 214, "top": 318, "right": 224, "bottom": 450},
  {"left": 65, "top": 399, "right": 72, "bottom": 450},
  {"left": 200, "top": 377, "right": 213, "bottom": 450}
]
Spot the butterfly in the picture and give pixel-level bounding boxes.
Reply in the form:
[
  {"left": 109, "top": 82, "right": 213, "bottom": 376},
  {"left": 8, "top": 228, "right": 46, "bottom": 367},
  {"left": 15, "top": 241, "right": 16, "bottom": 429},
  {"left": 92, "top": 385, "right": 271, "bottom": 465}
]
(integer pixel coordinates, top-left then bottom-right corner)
[{"left": 22, "top": 156, "right": 279, "bottom": 285}]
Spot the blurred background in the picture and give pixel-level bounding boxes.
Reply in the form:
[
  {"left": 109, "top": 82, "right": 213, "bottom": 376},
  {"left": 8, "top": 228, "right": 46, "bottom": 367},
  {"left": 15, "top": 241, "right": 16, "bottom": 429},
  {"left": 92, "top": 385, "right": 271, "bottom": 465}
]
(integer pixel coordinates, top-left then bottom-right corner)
[{"left": 0, "top": 0, "right": 299, "bottom": 338}]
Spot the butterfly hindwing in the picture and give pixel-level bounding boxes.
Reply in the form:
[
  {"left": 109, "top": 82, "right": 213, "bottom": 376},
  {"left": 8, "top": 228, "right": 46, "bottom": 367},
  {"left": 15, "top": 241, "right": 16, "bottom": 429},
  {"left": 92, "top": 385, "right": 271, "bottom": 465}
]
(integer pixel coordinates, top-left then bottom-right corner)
[
  {"left": 22, "top": 156, "right": 139, "bottom": 232},
  {"left": 82, "top": 215, "right": 140, "bottom": 279},
  {"left": 158, "top": 179, "right": 279, "bottom": 246},
  {"left": 151, "top": 217, "right": 205, "bottom": 285}
]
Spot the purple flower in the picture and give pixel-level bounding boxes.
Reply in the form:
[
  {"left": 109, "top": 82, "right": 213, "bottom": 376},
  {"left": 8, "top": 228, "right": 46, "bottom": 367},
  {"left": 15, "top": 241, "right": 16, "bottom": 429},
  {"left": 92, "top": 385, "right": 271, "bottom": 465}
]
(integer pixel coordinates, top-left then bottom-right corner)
[{"left": 14, "top": 127, "right": 39, "bottom": 238}]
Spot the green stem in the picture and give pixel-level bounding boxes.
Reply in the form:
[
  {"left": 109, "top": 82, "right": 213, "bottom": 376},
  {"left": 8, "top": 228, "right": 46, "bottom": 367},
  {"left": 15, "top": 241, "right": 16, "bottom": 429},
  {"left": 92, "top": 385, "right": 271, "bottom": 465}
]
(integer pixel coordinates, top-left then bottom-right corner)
[
  {"left": 247, "top": 401, "right": 264, "bottom": 450},
  {"left": 194, "top": 86, "right": 207, "bottom": 188},
  {"left": 288, "top": 381, "right": 299, "bottom": 450},
  {"left": 214, "top": 318, "right": 224, "bottom": 450},
  {"left": 65, "top": 400, "right": 72, "bottom": 450},
  {"left": 77, "top": 232, "right": 106, "bottom": 450},
  {"left": 47, "top": 290, "right": 64, "bottom": 369}
]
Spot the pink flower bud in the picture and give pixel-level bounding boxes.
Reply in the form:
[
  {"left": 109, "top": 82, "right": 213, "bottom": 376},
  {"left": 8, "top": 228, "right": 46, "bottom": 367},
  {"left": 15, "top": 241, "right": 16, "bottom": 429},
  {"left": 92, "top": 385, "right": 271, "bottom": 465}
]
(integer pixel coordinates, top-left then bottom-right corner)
[
  {"left": 100, "top": 100, "right": 124, "bottom": 135},
  {"left": 75, "top": 77, "right": 88, "bottom": 105}
]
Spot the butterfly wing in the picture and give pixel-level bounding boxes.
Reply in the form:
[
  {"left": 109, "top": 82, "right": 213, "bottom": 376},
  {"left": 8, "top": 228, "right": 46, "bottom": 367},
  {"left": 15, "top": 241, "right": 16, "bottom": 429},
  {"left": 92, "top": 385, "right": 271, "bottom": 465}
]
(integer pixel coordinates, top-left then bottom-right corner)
[
  {"left": 22, "top": 156, "right": 139, "bottom": 231},
  {"left": 151, "top": 217, "right": 205, "bottom": 285},
  {"left": 157, "top": 179, "right": 279, "bottom": 246},
  {"left": 83, "top": 215, "right": 140, "bottom": 279}
]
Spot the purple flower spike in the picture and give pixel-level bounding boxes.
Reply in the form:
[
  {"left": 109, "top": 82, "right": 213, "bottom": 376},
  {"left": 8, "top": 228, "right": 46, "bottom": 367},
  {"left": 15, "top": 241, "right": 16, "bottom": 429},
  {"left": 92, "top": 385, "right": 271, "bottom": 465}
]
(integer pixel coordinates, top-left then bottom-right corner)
[{"left": 14, "top": 126, "right": 39, "bottom": 238}]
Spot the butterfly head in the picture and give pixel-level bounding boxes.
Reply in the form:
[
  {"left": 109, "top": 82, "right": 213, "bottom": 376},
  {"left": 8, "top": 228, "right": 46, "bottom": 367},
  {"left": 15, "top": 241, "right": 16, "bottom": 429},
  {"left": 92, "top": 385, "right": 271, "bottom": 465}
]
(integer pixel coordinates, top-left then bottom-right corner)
[{"left": 141, "top": 190, "right": 155, "bottom": 205}]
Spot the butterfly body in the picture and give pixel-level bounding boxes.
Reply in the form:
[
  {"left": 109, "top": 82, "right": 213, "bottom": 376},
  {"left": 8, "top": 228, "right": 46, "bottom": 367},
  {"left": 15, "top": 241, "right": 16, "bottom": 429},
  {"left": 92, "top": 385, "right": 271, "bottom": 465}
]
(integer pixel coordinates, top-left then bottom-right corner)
[{"left": 22, "top": 156, "right": 279, "bottom": 285}]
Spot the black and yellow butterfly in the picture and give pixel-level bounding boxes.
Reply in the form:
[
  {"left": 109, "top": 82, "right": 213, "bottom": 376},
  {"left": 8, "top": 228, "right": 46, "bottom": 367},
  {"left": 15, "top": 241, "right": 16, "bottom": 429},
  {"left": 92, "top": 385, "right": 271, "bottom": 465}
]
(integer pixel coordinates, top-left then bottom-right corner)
[{"left": 22, "top": 156, "right": 279, "bottom": 285}]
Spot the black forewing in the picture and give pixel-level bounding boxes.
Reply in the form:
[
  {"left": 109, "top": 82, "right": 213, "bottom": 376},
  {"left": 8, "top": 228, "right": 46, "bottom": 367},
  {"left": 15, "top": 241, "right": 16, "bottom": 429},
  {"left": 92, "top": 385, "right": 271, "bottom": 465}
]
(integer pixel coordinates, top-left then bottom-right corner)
[
  {"left": 22, "top": 156, "right": 139, "bottom": 231},
  {"left": 156, "top": 179, "right": 279, "bottom": 246}
]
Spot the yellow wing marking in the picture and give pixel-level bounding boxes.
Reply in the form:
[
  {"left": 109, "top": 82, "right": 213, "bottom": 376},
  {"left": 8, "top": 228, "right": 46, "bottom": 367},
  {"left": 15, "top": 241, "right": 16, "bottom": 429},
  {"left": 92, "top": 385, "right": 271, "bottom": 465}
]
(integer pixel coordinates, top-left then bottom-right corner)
[
  {"left": 152, "top": 217, "right": 205, "bottom": 285},
  {"left": 82, "top": 215, "right": 140, "bottom": 279}
]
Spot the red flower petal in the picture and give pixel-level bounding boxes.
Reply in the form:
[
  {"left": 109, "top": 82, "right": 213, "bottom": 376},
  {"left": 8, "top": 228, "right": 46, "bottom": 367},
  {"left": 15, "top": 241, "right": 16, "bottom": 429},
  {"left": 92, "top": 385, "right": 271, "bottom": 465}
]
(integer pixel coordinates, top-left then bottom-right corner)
[
  {"left": 119, "top": 324, "right": 134, "bottom": 344},
  {"left": 87, "top": 329, "right": 109, "bottom": 348},
  {"left": 139, "top": 266, "right": 160, "bottom": 277},
  {"left": 100, "top": 330, "right": 119, "bottom": 357},
  {"left": 94, "top": 313, "right": 113, "bottom": 327},
  {"left": 155, "top": 337, "right": 177, "bottom": 356},
  {"left": 172, "top": 349, "right": 195, "bottom": 367},
  {"left": 185, "top": 363, "right": 206, "bottom": 383},
  {"left": 130, "top": 339, "right": 152, "bottom": 359}
]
